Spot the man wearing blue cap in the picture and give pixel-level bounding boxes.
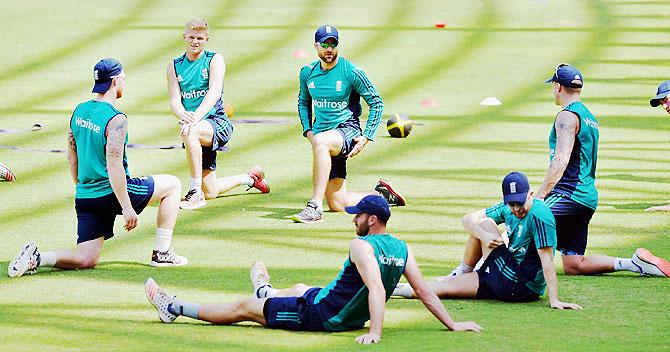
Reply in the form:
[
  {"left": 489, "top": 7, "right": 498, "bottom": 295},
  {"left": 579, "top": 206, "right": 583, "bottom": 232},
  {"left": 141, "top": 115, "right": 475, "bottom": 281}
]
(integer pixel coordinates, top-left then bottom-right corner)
[
  {"left": 8, "top": 58, "right": 188, "bottom": 278},
  {"left": 145, "top": 195, "right": 480, "bottom": 345},
  {"left": 292, "top": 24, "right": 405, "bottom": 224},
  {"left": 394, "top": 172, "right": 581, "bottom": 309},
  {"left": 645, "top": 80, "right": 670, "bottom": 211},
  {"left": 168, "top": 18, "right": 269, "bottom": 211},
  {"left": 533, "top": 64, "right": 669, "bottom": 277}
]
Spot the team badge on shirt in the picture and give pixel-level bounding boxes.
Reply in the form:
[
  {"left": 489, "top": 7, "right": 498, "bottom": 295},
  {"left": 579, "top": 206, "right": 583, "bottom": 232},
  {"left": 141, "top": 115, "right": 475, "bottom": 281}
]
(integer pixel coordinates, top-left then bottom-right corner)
[
  {"left": 336, "top": 80, "right": 342, "bottom": 92},
  {"left": 308, "top": 81, "right": 315, "bottom": 89},
  {"left": 201, "top": 68, "right": 208, "bottom": 79}
]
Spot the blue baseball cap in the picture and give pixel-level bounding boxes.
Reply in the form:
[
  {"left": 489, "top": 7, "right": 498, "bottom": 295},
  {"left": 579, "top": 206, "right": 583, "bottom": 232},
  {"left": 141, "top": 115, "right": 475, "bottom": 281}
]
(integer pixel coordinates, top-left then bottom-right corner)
[
  {"left": 545, "top": 63, "right": 583, "bottom": 88},
  {"left": 502, "top": 172, "right": 530, "bottom": 205},
  {"left": 345, "top": 195, "right": 391, "bottom": 222},
  {"left": 92, "top": 58, "right": 124, "bottom": 93},
  {"left": 650, "top": 80, "right": 670, "bottom": 107},
  {"left": 315, "top": 24, "right": 339, "bottom": 44}
]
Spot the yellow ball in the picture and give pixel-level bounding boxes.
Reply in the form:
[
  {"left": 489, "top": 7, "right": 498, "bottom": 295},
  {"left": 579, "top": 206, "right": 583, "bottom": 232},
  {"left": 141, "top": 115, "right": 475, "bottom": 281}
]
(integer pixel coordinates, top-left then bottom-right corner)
[
  {"left": 224, "top": 102, "right": 234, "bottom": 118},
  {"left": 386, "top": 113, "right": 413, "bottom": 138}
]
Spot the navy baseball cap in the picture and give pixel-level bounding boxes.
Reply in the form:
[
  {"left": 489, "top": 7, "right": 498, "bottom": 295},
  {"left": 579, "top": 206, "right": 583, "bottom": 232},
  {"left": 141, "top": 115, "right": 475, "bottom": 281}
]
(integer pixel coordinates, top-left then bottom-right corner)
[
  {"left": 315, "top": 24, "right": 339, "bottom": 44},
  {"left": 92, "top": 58, "right": 124, "bottom": 93},
  {"left": 650, "top": 80, "right": 670, "bottom": 107},
  {"left": 502, "top": 172, "right": 530, "bottom": 205},
  {"left": 345, "top": 195, "right": 391, "bottom": 222},
  {"left": 545, "top": 63, "right": 583, "bottom": 88}
]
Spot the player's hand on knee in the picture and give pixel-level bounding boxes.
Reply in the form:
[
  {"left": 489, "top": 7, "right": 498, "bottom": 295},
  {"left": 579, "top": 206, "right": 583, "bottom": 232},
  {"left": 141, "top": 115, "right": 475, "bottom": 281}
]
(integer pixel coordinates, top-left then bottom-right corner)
[
  {"left": 180, "top": 124, "right": 192, "bottom": 137},
  {"left": 483, "top": 234, "right": 504, "bottom": 249},
  {"left": 355, "top": 333, "right": 380, "bottom": 344},
  {"left": 347, "top": 136, "right": 369, "bottom": 158},
  {"left": 122, "top": 207, "right": 138, "bottom": 231},
  {"left": 450, "top": 321, "right": 482, "bottom": 332},
  {"left": 179, "top": 111, "right": 196, "bottom": 125}
]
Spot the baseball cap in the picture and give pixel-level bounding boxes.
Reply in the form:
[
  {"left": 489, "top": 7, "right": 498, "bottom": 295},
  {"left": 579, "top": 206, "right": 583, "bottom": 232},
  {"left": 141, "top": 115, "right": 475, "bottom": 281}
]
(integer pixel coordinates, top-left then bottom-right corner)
[
  {"left": 545, "top": 63, "right": 583, "bottom": 88},
  {"left": 345, "top": 195, "right": 391, "bottom": 222},
  {"left": 92, "top": 58, "right": 124, "bottom": 93},
  {"left": 502, "top": 172, "right": 530, "bottom": 205},
  {"left": 315, "top": 24, "right": 339, "bottom": 44},
  {"left": 649, "top": 80, "right": 670, "bottom": 107}
]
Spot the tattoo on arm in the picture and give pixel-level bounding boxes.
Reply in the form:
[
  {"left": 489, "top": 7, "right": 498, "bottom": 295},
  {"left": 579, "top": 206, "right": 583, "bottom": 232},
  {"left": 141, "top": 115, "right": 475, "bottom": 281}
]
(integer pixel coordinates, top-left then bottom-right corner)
[
  {"left": 68, "top": 131, "right": 77, "bottom": 152},
  {"left": 106, "top": 116, "right": 127, "bottom": 160}
]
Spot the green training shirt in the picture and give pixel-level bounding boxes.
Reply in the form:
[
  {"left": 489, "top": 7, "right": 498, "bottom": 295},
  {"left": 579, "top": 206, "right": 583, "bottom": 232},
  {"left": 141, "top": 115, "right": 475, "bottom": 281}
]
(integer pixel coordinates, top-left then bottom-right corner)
[
  {"left": 485, "top": 199, "right": 557, "bottom": 295},
  {"left": 548, "top": 101, "right": 599, "bottom": 210},
  {"left": 298, "top": 57, "right": 384, "bottom": 140},
  {"left": 70, "top": 100, "right": 129, "bottom": 199},
  {"left": 314, "top": 234, "right": 407, "bottom": 331},
  {"left": 173, "top": 50, "right": 225, "bottom": 119}
]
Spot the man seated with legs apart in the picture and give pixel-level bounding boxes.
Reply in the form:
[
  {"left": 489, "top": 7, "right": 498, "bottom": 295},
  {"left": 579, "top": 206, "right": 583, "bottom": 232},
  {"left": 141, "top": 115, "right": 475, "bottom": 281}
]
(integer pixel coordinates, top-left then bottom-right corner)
[
  {"left": 292, "top": 24, "right": 405, "bottom": 224},
  {"left": 393, "top": 172, "right": 581, "bottom": 309},
  {"left": 145, "top": 195, "right": 480, "bottom": 345},
  {"left": 8, "top": 59, "right": 187, "bottom": 278},
  {"left": 169, "top": 18, "right": 269, "bottom": 210}
]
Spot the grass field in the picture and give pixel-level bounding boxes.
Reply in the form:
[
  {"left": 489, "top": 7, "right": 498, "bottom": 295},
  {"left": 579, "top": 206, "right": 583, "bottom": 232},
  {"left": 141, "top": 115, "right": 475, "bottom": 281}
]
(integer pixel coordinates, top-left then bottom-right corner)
[{"left": 1, "top": 0, "right": 669, "bottom": 351}]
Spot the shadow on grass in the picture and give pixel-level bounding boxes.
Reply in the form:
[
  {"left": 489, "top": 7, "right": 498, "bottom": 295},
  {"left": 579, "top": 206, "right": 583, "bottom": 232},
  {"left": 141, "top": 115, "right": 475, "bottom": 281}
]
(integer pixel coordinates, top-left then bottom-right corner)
[{"left": 242, "top": 206, "right": 302, "bottom": 220}]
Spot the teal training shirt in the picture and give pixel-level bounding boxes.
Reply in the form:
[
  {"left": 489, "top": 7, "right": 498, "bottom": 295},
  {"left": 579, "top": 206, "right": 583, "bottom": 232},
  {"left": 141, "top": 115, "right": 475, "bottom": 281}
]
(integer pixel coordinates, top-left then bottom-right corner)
[
  {"left": 485, "top": 199, "right": 557, "bottom": 295},
  {"left": 548, "top": 101, "right": 599, "bottom": 210},
  {"left": 173, "top": 50, "right": 227, "bottom": 120},
  {"left": 314, "top": 234, "right": 407, "bottom": 331},
  {"left": 298, "top": 57, "right": 384, "bottom": 140},
  {"left": 70, "top": 100, "right": 129, "bottom": 199}
]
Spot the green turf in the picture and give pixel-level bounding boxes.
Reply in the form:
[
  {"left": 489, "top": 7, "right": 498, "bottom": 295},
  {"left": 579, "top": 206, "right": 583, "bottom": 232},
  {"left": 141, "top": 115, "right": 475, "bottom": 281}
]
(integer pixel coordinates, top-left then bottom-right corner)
[{"left": 1, "top": 0, "right": 669, "bottom": 351}]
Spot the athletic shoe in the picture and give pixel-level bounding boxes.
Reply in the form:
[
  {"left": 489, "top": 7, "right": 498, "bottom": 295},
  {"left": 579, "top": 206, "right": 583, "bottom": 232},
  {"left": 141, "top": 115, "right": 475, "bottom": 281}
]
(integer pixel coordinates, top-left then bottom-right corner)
[
  {"left": 375, "top": 179, "right": 406, "bottom": 207},
  {"left": 291, "top": 201, "right": 323, "bottom": 223},
  {"left": 250, "top": 261, "right": 272, "bottom": 298},
  {"left": 8, "top": 242, "right": 40, "bottom": 278},
  {"left": 247, "top": 166, "right": 270, "bottom": 194},
  {"left": 144, "top": 278, "right": 178, "bottom": 323},
  {"left": 151, "top": 248, "right": 189, "bottom": 267},
  {"left": 632, "top": 248, "right": 670, "bottom": 277},
  {"left": 180, "top": 189, "right": 206, "bottom": 210}
]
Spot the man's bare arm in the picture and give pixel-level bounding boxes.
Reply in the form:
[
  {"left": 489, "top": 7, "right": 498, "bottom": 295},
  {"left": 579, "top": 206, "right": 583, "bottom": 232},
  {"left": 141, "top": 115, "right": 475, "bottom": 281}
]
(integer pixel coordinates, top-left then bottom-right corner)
[
  {"left": 538, "top": 247, "right": 582, "bottom": 310},
  {"left": 106, "top": 114, "right": 137, "bottom": 231},
  {"left": 536, "top": 111, "right": 579, "bottom": 199},
  {"left": 67, "top": 129, "right": 78, "bottom": 185},
  {"left": 192, "top": 53, "right": 225, "bottom": 122},
  {"left": 350, "top": 239, "right": 386, "bottom": 344}
]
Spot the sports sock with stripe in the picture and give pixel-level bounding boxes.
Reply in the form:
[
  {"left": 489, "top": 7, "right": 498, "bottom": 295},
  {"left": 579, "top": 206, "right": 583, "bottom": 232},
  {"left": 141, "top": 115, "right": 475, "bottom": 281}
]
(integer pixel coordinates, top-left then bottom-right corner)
[
  {"left": 257, "top": 285, "right": 278, "bottom": 298},
  {"left": 614, "top": 258, "right": 641, "bottom": 273},
  {"left": 169, "top": 299, "right": 200, "bottom": 319}
]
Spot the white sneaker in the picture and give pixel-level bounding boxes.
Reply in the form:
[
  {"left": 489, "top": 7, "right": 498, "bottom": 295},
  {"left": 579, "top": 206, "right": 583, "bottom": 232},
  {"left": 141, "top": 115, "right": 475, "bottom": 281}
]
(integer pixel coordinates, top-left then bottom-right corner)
[
  {"left": 151, "top": 248, "right": 188, "bottom": 267},
  {"left": 8, "top": 242, "right": 40, "bottom": 278},
  {"left": 144, "top": 278, "right": 178, "bottom": 323},
  {"left": 250, "top": 261, "right": 271, "bottom": 298},
  {"left": 180, "top": 189, "right": 206, "bottom": 210},
  {"left": 632, "top": 248, "right": 670, "bottom": 277}
]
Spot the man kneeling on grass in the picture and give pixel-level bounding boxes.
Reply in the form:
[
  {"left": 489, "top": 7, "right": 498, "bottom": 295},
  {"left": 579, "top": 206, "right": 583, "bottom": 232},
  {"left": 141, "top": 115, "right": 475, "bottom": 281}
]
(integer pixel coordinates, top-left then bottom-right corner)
[
  {"left": 394, "top": 172, "right": 582, "bottom": 309},
  {"left": 145, "top": 195, "right": 480, "bottom": 345}
]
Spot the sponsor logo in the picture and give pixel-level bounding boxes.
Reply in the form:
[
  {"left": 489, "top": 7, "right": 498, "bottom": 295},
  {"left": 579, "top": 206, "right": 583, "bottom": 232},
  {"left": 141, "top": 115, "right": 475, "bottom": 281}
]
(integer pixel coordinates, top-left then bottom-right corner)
[
  {"left": 308, "top": 81, "right": 315, "bottom": 89},
  {"left": 75, "top": 117, "right": 101, "bottom": 134},
  {"left": 181, "top": 89, "right": 208, "bottom": 100},
  {"left": 583, "top": 119, "right": 599, "bottom": 129},
  {"left": 201, "top": 68, "right": 208, "bottom": 79},
  {"left": 378, "top": 254, "right": 405, "bottom": 267},
  {"left": 336, "top": 80, "right": 342, "bottom": 92},
  {"left": 312, "top": 99, "right": 348, "bottom": 109}
]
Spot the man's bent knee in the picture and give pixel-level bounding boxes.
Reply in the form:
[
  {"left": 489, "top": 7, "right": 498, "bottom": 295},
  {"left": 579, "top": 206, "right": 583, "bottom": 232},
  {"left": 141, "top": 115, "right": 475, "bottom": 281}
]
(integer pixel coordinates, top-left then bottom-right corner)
[
  {"left": 326, "top": 196, "right": 346, "bottom": 212},
  {"left": 562, "top": 255, "right": 584, "bottom": 275}
]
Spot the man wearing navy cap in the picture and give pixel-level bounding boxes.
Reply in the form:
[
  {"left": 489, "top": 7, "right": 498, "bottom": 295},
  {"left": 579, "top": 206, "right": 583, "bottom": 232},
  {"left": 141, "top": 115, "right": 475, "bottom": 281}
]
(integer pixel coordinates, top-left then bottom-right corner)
[
  {"left": 8, "top": 58, "right": 188, "bottom": 278},
  {"left": 292, "top": 24, "right": 405, "bottom": 224},
  {"left": 645, "top": 80, "right": 670, "bottom": 211},
  {"left": 145, "top": 195, "right": 480, "bottom": 345},
  {"left": 394, "top": 172, "right": 581, "bottom": 309},
  {"left": 533, "top": 64, "right": 669, "bottom": 277}
]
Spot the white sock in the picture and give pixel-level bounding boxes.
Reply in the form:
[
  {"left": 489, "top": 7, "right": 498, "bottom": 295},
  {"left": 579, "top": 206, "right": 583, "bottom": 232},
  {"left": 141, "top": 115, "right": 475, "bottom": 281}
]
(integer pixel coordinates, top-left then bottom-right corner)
[
  {"left": 39, "top": 251, "right": 57, "bottom": 267},
  {"left": 309, "top": 199, "right": 323, "bottom": 212},
  {"left": 189, "top": 177, "right": 202, "bottom": 191},
  {"left": 392, "top": 283, "right": 414, "bottom": 298},
  {"left": 614, "top": 258, "right": 641, "bottom": 273},
  {"left": 458, "top": 262, "right": 474, "bottom": 273},
  {"left": 257, "top": 285, "right": 278, "bottom": 298},
  {"left": 238, "top": 174, "right": 254, "bottom": 186},
  {"left": 154, "top": 228, "right": 173, "bottom": 252}
]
